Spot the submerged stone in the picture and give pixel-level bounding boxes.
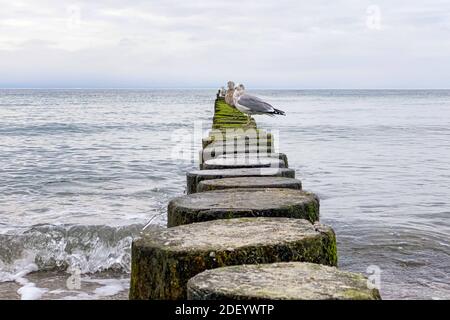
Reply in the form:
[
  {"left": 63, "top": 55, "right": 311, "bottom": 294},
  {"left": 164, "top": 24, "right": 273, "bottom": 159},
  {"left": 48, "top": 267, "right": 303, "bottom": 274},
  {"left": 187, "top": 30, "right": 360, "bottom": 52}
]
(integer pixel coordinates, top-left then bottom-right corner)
[
  {"left": 129, "top": 217, "right": 337, "bottom": 300},
  {"left": 197, "top": 176, "right": 302, "bottom": 192},
  {"left": 186, "top": 168, "right": 295, "bottom": 194},
  {"left": 167, "top": 188, "right": 319, "bottom": 227},
  {"left": 187, "top": 262, "right": 381, "bottom": 300}
]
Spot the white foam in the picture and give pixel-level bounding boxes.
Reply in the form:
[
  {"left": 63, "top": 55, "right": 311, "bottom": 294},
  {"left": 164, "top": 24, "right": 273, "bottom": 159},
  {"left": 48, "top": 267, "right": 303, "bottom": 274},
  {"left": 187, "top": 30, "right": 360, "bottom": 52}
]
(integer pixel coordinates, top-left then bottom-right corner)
[
  {"left": 93, "top": 282, "right": 124, "bottom": 297},
  {"left": 0, "top": 224, "right": 140, "bottom": 282},
  {"left": 0, "top": 254, "right": 50, "bottom": 300},
  {"left": 0, "top": 225, "right": 138, "bottom": 300},
  {"left": 17, "top": 282, "right": 48, "bottom": 300},
  {"left": 0, "top": 253, "right": 38, "bottom": 283},
  {"left": 85, "top": 278, "right": 128, "bottom": 298}
]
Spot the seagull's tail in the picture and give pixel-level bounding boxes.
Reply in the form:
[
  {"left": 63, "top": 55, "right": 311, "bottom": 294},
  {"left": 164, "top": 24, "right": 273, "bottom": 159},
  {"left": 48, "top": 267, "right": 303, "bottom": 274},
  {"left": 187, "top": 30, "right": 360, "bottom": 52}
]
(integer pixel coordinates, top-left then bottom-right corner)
[{"left": 272, "top": 108, "right": 286, "bottom": 116}]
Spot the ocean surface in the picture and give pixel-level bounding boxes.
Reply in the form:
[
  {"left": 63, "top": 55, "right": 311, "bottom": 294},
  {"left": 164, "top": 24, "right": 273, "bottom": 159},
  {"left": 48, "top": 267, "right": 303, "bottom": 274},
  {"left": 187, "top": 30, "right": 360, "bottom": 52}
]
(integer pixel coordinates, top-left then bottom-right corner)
[{"left": 0, "top": 89, "right": 449, "bottom": 300}]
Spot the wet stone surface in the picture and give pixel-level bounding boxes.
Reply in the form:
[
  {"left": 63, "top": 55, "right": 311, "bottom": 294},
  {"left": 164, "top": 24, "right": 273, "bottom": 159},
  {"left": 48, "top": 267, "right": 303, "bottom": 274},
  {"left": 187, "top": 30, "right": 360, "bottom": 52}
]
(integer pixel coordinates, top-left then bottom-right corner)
[
  {"left": 188, "top": 262, "right": 381, "bottom": 300},
  {"left": 168, "top": 188, "right": 319, "bottom": 227},
  {"left": 129, "top": 218, "right": 337, "bottom": 300}
]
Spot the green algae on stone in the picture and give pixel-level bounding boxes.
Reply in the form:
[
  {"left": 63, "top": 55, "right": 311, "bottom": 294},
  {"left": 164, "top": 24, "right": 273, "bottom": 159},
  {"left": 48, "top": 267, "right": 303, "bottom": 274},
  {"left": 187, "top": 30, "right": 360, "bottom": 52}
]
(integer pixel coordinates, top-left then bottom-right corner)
[
  {"left": 186, "top": 168, "right": 296, "bottom": 194},
  {"left": 197, "top": 176, "right": 302, "bottom": 193},
  {"left": 167, "top": 188, "right": 319, "bottom": 227},
  {"left": 129, "top": 217, "right": 337, "bottom": 300},
  {"left": 187, "top": 262, "right": 380, "bottom": 300},
  {"left": 212, "top": 99, "right": 256, "bottom": 129}
]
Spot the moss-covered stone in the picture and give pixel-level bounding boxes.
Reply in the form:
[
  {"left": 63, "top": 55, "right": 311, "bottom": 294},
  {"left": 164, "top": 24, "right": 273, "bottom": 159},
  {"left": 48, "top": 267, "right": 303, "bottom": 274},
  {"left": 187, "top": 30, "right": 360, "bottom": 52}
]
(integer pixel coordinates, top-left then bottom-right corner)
[
  {"left": 167, "top": 188, "right": 319, "bottom": 227},
  {"left": 187, "top": 262, "right": 381, "bottom": 300},
  {"left": 212, "top": 99, "right": 256, "bottom": 129},
  {"left": 197, "top": 177, "right": 302, "bottom": 192},
  {"left": 129, "top": 218, "right": 337, "bottom": 300}
]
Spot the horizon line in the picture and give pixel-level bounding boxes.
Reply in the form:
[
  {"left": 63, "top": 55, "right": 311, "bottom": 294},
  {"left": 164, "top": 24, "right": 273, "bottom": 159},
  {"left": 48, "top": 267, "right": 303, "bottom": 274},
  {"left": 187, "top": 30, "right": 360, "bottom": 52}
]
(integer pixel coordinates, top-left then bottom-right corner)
[{"left": 1, "top": 87, "right": 450, "bottom": 90}]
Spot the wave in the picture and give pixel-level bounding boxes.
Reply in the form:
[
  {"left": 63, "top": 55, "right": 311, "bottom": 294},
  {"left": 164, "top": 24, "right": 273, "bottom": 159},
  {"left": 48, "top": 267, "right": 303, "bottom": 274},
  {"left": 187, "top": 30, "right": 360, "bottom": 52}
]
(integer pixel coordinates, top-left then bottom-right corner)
[
  {"left": 0, "top": 223, "right": 145, "bottom": 283},
  {"left": 0, "top": 121, "right": 196, "bottom": 137}
]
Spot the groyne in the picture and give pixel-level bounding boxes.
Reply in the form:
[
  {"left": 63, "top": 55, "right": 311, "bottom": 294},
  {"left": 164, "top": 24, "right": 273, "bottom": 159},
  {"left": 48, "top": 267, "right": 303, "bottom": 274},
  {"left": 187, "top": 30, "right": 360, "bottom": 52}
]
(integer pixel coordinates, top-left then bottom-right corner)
[{"left": 129, "top": 95, "right": 381, "bottom": 300}]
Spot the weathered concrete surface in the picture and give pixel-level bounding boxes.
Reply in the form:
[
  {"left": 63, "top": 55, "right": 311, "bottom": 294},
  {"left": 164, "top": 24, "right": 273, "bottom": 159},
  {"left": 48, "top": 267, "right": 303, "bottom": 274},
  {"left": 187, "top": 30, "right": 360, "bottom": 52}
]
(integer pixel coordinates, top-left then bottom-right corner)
[
  {"left": 129, "top": 218, "right": 337, "bottom": 300},
  {"left": 197, "top": 177, "right": 302, "bottom": 193},
  {"left": 186, "top": 168, "right": 295, "bottom": 194},
  {"left": 167, "top": 188, "right": 319, "bottom": 227},
  {"left": 187, "top": 262, "right": 381, "bottom": 300}
]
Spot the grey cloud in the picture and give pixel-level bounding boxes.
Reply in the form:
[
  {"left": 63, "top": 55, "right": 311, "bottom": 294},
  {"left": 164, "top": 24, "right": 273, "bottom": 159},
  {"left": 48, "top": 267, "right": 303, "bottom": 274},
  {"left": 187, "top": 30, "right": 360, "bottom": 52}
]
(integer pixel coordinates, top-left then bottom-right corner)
[{"left": 0, "top": 0, "right": 449, "bottom": 88}]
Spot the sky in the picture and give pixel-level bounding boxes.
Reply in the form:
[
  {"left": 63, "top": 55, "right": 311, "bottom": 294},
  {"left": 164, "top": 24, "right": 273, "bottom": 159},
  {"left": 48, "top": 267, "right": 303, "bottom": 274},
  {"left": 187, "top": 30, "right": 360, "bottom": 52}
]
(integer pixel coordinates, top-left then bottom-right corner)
[{"left": 0, "top": 0, "right": 449, "bottom": 89}]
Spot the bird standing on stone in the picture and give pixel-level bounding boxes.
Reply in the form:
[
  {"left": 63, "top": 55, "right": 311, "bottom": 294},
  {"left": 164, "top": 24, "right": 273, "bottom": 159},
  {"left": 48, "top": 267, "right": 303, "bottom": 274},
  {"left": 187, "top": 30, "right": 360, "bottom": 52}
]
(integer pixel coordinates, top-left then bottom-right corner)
[
  {"left": 233, "top": 84, "right": 286, "bottom": 124},
  {"left": 224, "top": 81, "right": 236, "bottom": 106}
]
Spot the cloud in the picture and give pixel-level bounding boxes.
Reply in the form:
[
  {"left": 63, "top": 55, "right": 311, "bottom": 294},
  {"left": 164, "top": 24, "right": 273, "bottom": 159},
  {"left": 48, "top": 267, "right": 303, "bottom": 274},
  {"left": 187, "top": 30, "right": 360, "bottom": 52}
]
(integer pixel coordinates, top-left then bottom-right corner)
[{"left": 0, "top": 0, "right": 449, "bottom": 88}]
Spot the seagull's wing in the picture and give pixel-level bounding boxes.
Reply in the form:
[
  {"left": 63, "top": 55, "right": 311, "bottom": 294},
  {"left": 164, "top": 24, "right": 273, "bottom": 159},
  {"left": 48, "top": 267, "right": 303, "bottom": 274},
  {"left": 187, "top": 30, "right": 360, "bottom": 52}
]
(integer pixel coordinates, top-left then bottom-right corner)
[{"left": 238, "top": 94, "right": 275, "bottom": 113}]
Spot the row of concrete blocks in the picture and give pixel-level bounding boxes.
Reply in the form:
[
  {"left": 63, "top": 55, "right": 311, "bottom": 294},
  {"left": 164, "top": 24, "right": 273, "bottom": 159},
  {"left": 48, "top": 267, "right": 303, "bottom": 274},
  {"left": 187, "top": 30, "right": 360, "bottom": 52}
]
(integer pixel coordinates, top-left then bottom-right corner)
[
  {"left": 129, "top": 98, "right": 380, "bottom": 300},
  {"left": 129, "top": 166, "right": 382, "bottom": 300}
]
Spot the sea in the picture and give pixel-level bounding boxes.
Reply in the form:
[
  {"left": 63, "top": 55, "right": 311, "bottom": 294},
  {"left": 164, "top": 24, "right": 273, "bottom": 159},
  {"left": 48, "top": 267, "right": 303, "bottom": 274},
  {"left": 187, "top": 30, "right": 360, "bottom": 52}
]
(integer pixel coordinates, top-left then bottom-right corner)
[{"left": 0, "top": 89, "right": 449, "bottom": 300}]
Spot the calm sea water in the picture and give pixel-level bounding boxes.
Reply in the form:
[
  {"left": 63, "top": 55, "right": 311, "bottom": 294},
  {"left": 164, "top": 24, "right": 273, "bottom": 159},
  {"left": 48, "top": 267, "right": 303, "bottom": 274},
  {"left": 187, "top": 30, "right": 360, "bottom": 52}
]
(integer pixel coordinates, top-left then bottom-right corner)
[{"left": 0, "top": 89, "right": 449, "bottom": 299}]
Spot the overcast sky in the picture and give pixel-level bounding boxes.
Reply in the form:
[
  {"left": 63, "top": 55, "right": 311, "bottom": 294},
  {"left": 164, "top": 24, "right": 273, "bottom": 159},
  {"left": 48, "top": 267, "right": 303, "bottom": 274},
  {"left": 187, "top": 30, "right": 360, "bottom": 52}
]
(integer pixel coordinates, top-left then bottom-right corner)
[{"left": 0, "top": 0, "right": 449, "bottom": 88}]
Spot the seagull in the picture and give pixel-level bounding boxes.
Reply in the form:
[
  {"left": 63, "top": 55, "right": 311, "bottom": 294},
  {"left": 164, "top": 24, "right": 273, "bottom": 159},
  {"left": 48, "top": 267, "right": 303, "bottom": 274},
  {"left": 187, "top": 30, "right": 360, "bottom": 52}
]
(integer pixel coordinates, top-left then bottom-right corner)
[
  {"left": 233, "top": 84, "right": 286, "bottom": 124},
  {"left": 224, "top": 81, "right": 235, "bottom": 106}
]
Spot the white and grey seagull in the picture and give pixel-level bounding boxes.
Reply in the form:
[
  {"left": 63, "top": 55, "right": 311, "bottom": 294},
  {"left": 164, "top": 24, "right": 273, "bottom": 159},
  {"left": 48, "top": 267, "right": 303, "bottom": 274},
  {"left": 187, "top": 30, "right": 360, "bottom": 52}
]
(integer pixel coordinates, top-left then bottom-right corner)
[{"left": 233, "top": 84, "right": 286, "bottom": 124}]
